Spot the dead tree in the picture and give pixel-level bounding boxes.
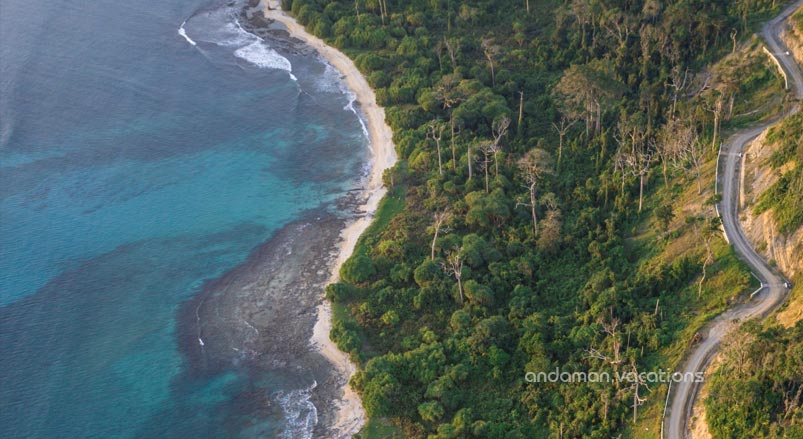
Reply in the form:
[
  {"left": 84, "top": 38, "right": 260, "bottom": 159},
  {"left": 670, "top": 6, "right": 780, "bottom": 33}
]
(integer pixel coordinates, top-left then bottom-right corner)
[
  {"left": 667, "top": 65, "right": 689, "bottom": 118},
  {"left": 730, "top": 28, "right": 738, "bottom": 53},
  {"left": 586, "top": 317, "right": 623, "bottom": 367},
  {"left": 481, "top": 37, "right": 501, "bottom": 87},
  {"left": 491, "top": 116, "right": 511, "bottom": 176},
  {"left": 480, "top": 143, "right": 494, "bottom": 193},
  {"left": 430, "top": 211, "right": 451, "bottom": 260},
  {"left": 428, "top": 120, "right": 446, "bottom": 176},
  {"left": 467, "top": 139, "right": 478, "bottom": 181},
  {"left": 694, "top": 215, "right": 719, "bottom": 298},
  {"left": 442, "top": 251, "right": 464, "bottom": 304},
  {"left": 615, "top": 118, "right": 652, "bottom": 212},
  {"left": 669, "top": 122, "right": 704, "bottom": 194},
  {"left": 517, "top": 148, "right": 554, "bottom": 234},
  {"left": 628, "top": 360, "right": 650, "bottom": 423},
  {"left": 434, "top": 75, "right": 466, "bottom": 171},
  {"left": 707, "top": 95, "right": 724, "bottom": 152},
  {"left": 443, "top": 37, "right": 458, "bottom": 71},
  {"left": 355, "top": 0, "right": 361, "bottom": 24},
  {"left": 377, "top": 0, "right": 389, "bottom": 26},
  {"left": 450, "top": 116, "right": 463, "bottom": 170},
  {"left": 518, "top": 91, "right": 525, "bottom": 128},
  {"left": 552, "top": 116, "right": 578, "bottom": 169},
  {"left": 616, "top": 145, "right": 652, "bottom": 213}
]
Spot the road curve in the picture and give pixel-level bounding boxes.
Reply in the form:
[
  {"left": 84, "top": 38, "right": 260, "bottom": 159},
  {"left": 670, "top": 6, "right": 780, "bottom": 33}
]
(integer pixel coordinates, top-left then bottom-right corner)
[{"left": 664, "top": 2, "right": 803, "bottom": 438}]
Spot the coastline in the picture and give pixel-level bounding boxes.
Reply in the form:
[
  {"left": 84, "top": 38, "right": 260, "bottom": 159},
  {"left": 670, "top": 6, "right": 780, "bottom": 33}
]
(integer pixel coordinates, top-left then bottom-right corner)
[{"left": 261, "top": 0, "right": 397, "bottom": 436}]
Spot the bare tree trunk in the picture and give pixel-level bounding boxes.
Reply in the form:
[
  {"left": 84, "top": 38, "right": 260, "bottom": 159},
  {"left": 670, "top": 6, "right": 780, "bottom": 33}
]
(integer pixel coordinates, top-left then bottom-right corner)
[
  {"left": 711, "top": 97, "right": 722, "bottom": 152},
  {"left": 699, "top": 239, "right": 713, "bottom": 297},
  {"left": 450, "top": 113, "right": 457, "bottom": 170},
  {"left": 698, "top": 259, "right": 708, "bottom": 298},
  {"left": 638, "top": 173, "right": 645, "bottom": 212},
  {"left": 355, "top": 0, "right": 360, "bottom": 24},
  {"left": 443, "top": 252, "right": 464, "bottom": 304},
  {"left": 431, "top": 229, "right": 440, "bottom": 261},
  {"left": 530, "top": 182, "right": 538, "bottom": 234},
  {"left": 518, "top": 91, "right": 524, "bottom": 128},
  {"left": 596, "top": 101, "right": 602, "bottom": 136},
  {"left": 731, "top": 28, "right": 738, "bottom": 53},
  {"left": 621, "top": 171, "right": 626, "bottom": 196},
  {"left": 727, "top": 94, "right": 735, "bottom": 121},
  {"left": 444, "top": 37, "right": 456, "bottom": 71},
  {"left": 429, "top": 121, "right": 445, "bottom": 176},
  {"left": 468, "top": 145, "right": 473, "bottom": 180},
  {"left": 437, "top": 141, "right": 443, "bottom": 175},
  {"left": 381, "top": 0, "right": 389, "bottom": 26},
  {"left": 525, "top": 0, "right": 529, "bottom": 14},
  {"left": 484, "top": 158, "right": 490, "bottom": 193},
  {"left": 712, "top": 115, "right": 720, "bottom": 152}
]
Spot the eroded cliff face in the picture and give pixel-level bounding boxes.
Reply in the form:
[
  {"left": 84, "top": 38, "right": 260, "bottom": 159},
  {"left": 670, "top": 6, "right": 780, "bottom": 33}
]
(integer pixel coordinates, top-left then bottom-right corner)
[
  {"left": 781, "top": 8, "right": 803, "bottom": 70},
  {"left": 740, "top": 131, "right": 803, "bottom": 280},
  {"left": 737, "top": 9, "right": 803, "bottom": 283}
]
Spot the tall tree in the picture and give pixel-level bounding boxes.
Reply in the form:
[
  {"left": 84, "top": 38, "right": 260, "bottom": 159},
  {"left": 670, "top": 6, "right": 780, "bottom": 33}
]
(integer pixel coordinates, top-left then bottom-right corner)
[
  {"left": 430, "top": 210, "right": 451, "bottom": 260},
  {"left": 669, "top": 120, "right": 704, "bottom": 194},
  {"left": 481, "top": 37, "right": 501, "bottom": 87},
  {"left": 553, "top": 60, "right": 624, "bottom": 137},
  {"left": 432, "top": 75, "right": 468, "bottom": 171},
  {"left": 480, "top": 142, "right": 494, "bottom": 193},
  {"left": 552, "top": 115, "right": 578, "bottom": 169},
  {"left": 491, "top": 116, "right": 510, "bottom": 176},
  {"left": 518, "top": 148, "right": 554, "bottom": 234},
  {"left": 427, "top": 120, "right": 446, "bottom": 176},
  {"left": 442, "top": 251, "right": 464, "bottom": 304},
  {"left": 707, "top": 94, "right": 724, "bottom": 152},
  {"left": 615, "top": 115, "right": 652, "bottom": 212}
]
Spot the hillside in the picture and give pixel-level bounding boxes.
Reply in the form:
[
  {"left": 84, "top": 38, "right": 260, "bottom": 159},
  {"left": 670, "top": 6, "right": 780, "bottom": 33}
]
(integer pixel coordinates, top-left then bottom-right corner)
[
  {"left": 741, "top": 112, "right": 803, "bottom": 280},
  {"left": 275, "top": 0, "right": 796, "bottom": 437}
]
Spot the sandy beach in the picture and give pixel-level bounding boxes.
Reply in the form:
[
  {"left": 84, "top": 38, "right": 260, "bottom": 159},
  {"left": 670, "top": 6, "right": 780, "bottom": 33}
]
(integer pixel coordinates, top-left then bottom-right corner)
[{"left": 261, "top": 0, "right": 397, "bottom": 436}]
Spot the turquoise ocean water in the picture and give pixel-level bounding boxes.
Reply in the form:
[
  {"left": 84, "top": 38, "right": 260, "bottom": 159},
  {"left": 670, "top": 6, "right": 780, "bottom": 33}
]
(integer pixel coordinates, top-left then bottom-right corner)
[{"left": 0, "top": 0, "right": 367, "bottom": 437}]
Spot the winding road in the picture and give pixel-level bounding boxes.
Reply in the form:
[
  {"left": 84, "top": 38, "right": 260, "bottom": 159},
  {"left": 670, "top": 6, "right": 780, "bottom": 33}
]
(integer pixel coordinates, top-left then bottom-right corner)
[{"left": 664, "top": 2, "right": 803, "bottom": 438}]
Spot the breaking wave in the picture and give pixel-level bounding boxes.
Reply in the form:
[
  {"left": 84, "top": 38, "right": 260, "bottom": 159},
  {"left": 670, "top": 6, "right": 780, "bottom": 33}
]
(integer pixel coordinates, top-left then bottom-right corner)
[
  {"left": 234, "top": 40, "right": 292, "bottom": 73},
  {"left": 180, "top": 4, "right": 294, "bottom": 79},
  {"left": 178, "top": 21, "right": 196, "bottom": 46}
]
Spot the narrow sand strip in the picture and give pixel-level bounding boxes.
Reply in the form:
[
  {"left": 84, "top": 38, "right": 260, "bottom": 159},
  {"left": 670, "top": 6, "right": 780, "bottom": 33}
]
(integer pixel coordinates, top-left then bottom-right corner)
[{"left": 262, "top": 1, "right": 397, "bottom": 437}]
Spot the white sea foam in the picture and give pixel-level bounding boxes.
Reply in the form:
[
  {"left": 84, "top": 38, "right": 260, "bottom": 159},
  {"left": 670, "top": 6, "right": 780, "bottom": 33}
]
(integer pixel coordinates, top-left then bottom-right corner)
[
  {"left": 234, "top": 40, "right": 292, "bottom": 72},
  {"left": 276, "top": 381, "right": 318, "bottom": 439},
  {"left": 217, "top": 21, "right": 255, "bottom": 48},
  {"left": 182, "top": 7, "right": 295, "bottom": 79},
  {"left": 316, "top": 63, "right": 344, "bottom": 93},
  {"left": 316, "top": 61, "right": 369, "bottom": 136},
  {"left": 178, "top": 21, "right": 197, "bottom": 46},
  {"left": 344, "top": 93, "right": 370, "bottom": 138}
]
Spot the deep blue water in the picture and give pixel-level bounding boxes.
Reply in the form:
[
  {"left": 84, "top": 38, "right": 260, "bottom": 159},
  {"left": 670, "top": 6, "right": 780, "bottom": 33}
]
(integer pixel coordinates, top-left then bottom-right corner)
[{"left": 0, "top": 0, "right": 366, "bottom": 437}]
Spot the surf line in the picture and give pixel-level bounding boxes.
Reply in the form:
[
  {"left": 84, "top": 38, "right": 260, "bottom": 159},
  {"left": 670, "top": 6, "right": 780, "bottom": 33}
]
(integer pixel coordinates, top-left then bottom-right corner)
[{"left": 178, "top": 21, "right": 197, "bottom": 46}]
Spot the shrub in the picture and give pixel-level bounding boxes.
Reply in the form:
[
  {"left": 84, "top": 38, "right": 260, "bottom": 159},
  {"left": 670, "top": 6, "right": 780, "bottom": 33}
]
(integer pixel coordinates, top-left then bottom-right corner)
[{"left": 340, "top": 254, "right": 375, "bottom": 284}]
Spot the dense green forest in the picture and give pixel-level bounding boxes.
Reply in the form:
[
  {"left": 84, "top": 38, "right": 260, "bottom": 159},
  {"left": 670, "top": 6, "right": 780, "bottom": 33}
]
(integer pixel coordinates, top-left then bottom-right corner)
[{"left": 279, "top": 0, "right": 796, "bottom": 437}]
